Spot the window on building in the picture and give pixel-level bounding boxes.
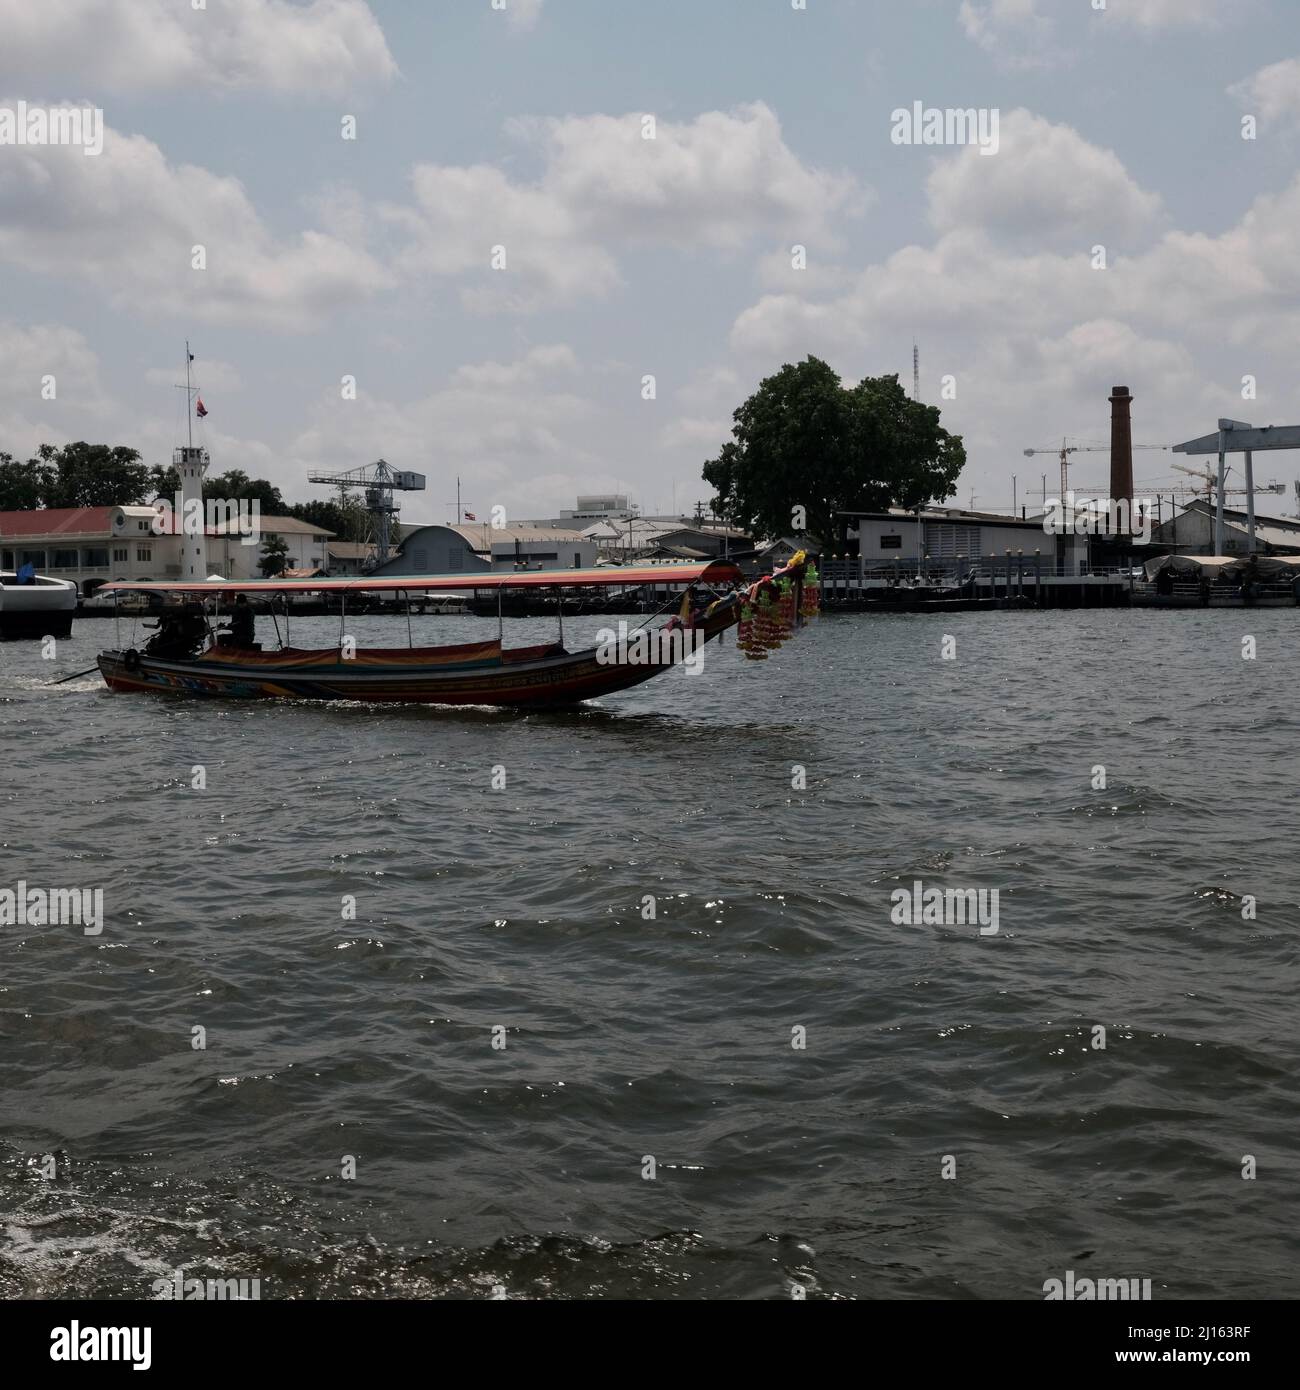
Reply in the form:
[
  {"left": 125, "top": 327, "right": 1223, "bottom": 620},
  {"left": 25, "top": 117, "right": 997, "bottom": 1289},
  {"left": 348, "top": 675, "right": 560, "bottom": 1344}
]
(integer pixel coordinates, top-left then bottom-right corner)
[
  {"left": 114, "top": 548, "right": 129, "bottom": 562},
  {"left": 574, "top": 552, "right": 581, "bottom": 567},
  {"left": 880, "top": 534, "right": 902, "bottom": 550},
  {"left": 137, "top": 547, "right": 152, "bottom": 562},
  {"left": 20, "top": 549, "right": 47, "bottom": 569},
  {"left": 83, "top": 547, "right": 109, "bottom": 567},
  {"left": 448, "top": 547, "right": 463, "bottom": 571},
  {"left": 51, "top": 549, "right": 79, "bottom": 569},
  {"left": 1, "top": 549, "right": 13, "bottom": 568}
]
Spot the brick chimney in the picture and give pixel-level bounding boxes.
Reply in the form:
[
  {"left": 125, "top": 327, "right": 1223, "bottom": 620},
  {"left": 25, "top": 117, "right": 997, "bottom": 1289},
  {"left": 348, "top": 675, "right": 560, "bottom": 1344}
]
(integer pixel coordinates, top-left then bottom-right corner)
[{"left": 1108, "top": 386, "right": 1133, "bottom": 527}]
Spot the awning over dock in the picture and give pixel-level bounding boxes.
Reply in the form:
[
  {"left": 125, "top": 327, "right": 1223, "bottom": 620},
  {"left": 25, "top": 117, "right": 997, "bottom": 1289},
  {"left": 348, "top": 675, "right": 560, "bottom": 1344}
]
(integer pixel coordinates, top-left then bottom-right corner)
[{"left": 1142, "top": 554, "right": 1300, "bottom": 581}]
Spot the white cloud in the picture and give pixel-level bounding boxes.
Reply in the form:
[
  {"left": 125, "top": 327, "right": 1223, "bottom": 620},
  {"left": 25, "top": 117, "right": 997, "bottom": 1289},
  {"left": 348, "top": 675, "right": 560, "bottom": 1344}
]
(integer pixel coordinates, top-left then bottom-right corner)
[
  {"left": 0, "top": 119, "right": 394, "bottom": 330},
  {"left": 281, "top": 345, "right": 606, "bottom": 519},
  {"left": 385, "top": 103, "right": 865, "bottom": 311},
  {"left": 958, "top": 0, "right": 1060, "bottom": 70},
  {"left": 926, "top": 109, "right": 1163, "bottom": 251},
  {"left": 505, "top": 0, "right": 544, "bottom": 32},
  {"left": 1104, "top": 0, "right": 1225, "bottom": 30},
  {"left": 1229, "top": 58, "right": 1300, "bottom": 128},
  {"left": 724, "top": 117, "right": 1300, "bottom": 507},
  {"left": 0, "top": 321, "right": 111, "bottom": 454},
  {"left": 144, "top": 359, "right": 244, "bottom": 394},
  {"left": 0, "top": 0, "right": 397, "bottom": 97}
]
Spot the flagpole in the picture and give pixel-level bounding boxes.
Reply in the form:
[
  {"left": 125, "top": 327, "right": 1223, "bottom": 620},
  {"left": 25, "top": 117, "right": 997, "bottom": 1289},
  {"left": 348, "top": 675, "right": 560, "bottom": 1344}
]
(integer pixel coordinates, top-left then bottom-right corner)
[{"left": 186, "top": 340, "right": 192, "bottom": 449}]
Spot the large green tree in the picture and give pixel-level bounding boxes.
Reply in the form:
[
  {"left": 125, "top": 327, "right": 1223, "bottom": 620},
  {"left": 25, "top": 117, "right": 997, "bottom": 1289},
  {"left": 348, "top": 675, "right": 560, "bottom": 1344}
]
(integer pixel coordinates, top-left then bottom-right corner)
[
  {"left": 0, "top": 442, "right": 152, "bottom": 509},
  {"left": 150, "top": 465, "right": 284, "bottom": 514},
  {"left": 41, "top": 442, "right": 152, "bottom": 507},
  {"left": 702, "top": 357, "right": 966, "bottom": 545},
  {"left": 0, "top": 452, "right": 54, "bottom": 510}
]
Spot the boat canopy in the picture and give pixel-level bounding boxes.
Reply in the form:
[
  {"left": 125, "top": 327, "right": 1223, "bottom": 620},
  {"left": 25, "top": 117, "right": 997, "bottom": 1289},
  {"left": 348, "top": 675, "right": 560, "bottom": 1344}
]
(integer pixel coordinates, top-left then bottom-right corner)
[
  {"left": 1142, "top": 553, "right": 1300, "bottom": 581},
  {"left": 99, "top": 559, "right": 744, "bottom": 597}
]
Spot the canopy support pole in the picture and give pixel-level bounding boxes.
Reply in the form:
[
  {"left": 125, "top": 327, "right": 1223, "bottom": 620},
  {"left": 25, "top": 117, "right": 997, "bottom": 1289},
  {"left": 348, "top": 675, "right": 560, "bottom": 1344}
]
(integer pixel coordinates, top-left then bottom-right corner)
[
  {"left": 1245, "top": 450, "right": 1256, "bottom": 553},
  {"left": 339, "top": 592, "right": 346, "bottom": 651},
  {"left": 270, "top": 604, "right": 284, "bottom": 649},
  {"left": 404, "top": 590, "right": 414, "bottom": 647},
  {"left": 497, "top": 586, "right": 503, "bottom": 645},
  {"left": 1215, "top": 430, "right": 1227, "bottom": 555},
  {"left": 556, "top": 588, "right": 563, "bottom": 649}
]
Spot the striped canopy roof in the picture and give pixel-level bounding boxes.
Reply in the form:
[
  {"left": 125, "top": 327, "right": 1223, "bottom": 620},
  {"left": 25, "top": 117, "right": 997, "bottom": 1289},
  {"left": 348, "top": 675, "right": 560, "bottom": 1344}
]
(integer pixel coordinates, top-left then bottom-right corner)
[{"left": 99, "top": 560, "right": 743, "bottom": 596}]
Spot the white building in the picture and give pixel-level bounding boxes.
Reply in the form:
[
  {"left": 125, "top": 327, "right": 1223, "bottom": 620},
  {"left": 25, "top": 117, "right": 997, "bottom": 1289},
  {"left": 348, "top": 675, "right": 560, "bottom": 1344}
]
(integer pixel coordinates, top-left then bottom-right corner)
[
  {"left": 843, "top": 507, "right": 1091, "bottom": 576},
  {"left": 210, "top": 515, "right": 335, "bottom": 579},
  {"left": 0, "top": 504, "right": 194, "bottom": 596}
]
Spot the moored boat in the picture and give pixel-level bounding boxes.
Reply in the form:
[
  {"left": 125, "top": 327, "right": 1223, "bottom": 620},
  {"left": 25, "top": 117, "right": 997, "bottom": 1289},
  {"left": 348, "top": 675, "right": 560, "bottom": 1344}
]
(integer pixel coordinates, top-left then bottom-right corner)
[{"left": 0, "top": 571, "right": 77, "bottom": 641}]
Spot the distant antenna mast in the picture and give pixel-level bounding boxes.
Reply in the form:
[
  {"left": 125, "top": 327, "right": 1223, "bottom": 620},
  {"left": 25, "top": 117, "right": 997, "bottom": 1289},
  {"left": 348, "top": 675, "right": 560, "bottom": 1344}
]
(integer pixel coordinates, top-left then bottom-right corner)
[{"left": 912, "top": 342, "right": 920, "bottom": 401}]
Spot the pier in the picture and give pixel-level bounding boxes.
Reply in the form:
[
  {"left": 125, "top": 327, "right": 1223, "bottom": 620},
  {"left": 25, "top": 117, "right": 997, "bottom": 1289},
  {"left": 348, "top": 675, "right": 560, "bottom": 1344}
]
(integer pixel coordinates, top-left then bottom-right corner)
[{"left": 817, "top": 556, "right": 1132, "bottom": 609}]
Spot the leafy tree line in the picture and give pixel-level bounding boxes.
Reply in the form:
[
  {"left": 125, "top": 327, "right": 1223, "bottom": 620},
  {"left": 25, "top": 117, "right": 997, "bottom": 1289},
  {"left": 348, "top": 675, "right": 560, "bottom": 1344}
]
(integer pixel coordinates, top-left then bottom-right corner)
[
  {"left": 702, "top": 356, "right": 966, "bottom": 548},
  {"left": 0, "top": 443, "right": 379, "bottom": 544}
]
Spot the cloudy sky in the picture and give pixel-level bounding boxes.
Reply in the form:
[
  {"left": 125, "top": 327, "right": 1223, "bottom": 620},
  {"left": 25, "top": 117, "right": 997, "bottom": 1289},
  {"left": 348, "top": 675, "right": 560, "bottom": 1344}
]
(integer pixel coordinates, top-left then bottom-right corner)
[{"left": 2, "top": 0, "right": 1298, "bottom": 524}]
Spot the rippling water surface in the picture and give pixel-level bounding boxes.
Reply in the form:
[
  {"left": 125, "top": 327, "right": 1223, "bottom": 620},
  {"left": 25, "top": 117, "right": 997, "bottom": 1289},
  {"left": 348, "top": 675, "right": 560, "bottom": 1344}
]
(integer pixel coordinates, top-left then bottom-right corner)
[{"left": 2, "top": 609, "right": 1297, "bottom": 1299}]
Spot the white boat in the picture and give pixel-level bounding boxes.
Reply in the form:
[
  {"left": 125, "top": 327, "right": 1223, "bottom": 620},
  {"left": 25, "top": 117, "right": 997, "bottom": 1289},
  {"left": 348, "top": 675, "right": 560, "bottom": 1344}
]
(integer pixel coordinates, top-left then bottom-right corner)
[{"left": 0, "top": 571, "right": 77, "bottom": 640}]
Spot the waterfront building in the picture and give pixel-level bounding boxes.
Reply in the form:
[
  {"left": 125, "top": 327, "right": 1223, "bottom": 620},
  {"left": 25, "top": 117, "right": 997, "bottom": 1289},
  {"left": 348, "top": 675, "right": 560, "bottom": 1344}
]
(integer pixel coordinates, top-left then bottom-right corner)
[
  {"left": 842, "top": 506, "right": 1091, "bottom": 576},
  {"left": 1148, "top": 498, "right": 1300, "bottom": 556},
  {"left": 0, "top": 505, "right": 197, "bottom": 596},
  {"left": 370, "top": 522, "right": 597, "bottom": 576},
  {"left": 210, "top": 516, "right": 334, "bottom": 579}
]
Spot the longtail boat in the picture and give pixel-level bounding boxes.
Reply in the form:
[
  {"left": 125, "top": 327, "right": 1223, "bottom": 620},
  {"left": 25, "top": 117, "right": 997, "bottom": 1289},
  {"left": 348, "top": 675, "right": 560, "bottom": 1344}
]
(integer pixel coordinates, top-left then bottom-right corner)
[{"left": 94, "top": 557, "right": 818, "bottom": 708}]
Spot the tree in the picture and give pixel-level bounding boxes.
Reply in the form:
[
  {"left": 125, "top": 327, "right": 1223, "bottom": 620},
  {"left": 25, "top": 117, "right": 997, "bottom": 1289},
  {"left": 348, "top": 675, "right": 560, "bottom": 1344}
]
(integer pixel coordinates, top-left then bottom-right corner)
[
  {"left": 0, "top": 452, "right": 54, "bottom": 510},
  {"left": 287, "top": 497, "right": 368, "bottom": 542},
  {"left": 38, "top": 442, "right": 153, "bottom": 508},
  {"left": 702, "top": 357, "right": 966, "bottom": 546},
  {"left": 205, "top": 469, "right": 283, "bottom": 514},
  {"left": 259, "top": 534, "right": 289, "bottom": 577},
  {"left": 149, "top": 466, "right": 284, "bottom": 515}
]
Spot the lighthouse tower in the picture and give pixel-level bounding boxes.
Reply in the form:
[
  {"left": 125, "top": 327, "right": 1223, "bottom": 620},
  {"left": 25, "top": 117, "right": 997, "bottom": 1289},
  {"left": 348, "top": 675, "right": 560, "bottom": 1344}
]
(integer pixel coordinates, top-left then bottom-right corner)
[
  {"left": 174, "top": 341, "right": 209, "bottom": 580},
  {"left": 175, "top": 443, "right": 209, "bottom": 579}
]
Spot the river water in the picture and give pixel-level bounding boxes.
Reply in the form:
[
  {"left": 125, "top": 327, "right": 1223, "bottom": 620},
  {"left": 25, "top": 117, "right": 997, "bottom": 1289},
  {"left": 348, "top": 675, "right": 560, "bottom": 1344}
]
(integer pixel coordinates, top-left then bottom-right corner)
[{"left": 1, "top": 608, "right": 1297, "bottom": 1299}]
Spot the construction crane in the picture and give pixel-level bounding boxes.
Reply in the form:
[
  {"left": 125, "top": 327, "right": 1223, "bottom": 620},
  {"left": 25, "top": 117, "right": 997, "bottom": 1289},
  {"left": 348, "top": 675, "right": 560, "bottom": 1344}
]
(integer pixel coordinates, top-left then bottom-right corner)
[
  {"left": 306, "top": 459, "right": 426, "bottom": 568},
  {"left": 1023, "top": 439, "right": 1169, "bottom": 498},
  {"left": 1169, "top": 462, "right": 1284, "bottom": 500}
]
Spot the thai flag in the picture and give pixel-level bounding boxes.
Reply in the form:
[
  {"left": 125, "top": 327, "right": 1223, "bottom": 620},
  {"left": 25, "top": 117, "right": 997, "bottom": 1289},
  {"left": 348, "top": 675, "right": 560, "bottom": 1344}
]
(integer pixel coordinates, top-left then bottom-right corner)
[{"left": 195, "top": 397, "right": 208, "bottom": 418}]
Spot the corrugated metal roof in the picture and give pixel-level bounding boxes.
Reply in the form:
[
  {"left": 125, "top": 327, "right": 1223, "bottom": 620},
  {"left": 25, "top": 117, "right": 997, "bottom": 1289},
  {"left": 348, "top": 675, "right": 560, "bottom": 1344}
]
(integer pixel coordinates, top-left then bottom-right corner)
[{"left": 445, "top": 522, "right": 587, "bottom": 546}]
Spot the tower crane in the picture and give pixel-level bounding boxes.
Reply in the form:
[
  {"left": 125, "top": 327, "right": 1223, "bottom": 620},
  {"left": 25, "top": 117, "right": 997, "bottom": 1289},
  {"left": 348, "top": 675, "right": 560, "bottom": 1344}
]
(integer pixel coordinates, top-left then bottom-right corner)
[
  {"left": 1169, "top": 462, "right": 1284, "bottom": 500},
  {"left": 1023, "top": 439, "right": 1169, "bottom": 499},
  {"left": 306, "top": 459, "right": 426, "bottom": 568}
]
